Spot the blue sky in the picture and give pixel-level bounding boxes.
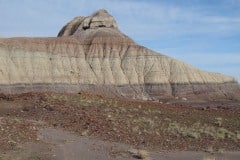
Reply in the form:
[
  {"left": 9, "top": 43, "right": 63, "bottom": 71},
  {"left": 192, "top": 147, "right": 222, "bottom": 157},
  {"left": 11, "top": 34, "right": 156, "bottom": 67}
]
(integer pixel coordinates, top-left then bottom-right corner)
[{"left": 0, "top": 0, "right": 239, "bottom": 82}]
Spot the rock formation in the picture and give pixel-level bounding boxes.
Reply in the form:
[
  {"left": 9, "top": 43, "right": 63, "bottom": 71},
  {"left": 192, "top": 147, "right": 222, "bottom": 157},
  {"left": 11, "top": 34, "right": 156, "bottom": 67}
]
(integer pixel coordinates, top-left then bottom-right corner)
[{"left": 0, "top": 9, "right": 239, "bottom": 101}]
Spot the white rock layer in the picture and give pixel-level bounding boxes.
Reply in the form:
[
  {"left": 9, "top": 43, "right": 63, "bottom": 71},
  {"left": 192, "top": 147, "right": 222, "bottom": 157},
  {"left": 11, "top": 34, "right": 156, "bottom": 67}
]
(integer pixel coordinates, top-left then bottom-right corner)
[
  {"left": 0, "top": 9, "right": 239, "bottom": 101},
  {"left": 0, "top": 37, "right": 235, "bottom": 85}
]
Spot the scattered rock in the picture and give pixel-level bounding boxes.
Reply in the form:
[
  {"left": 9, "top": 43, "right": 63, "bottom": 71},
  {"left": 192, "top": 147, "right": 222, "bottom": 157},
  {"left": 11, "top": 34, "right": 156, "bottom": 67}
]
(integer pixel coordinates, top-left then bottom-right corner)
[
  {"left": 182, "top": 97, "right": 187, "bottom": 101},
  {"left": 81, "top": 130, "right": 89, "bottom": 136},
  {"left": 128, "top": 149, "right": 150, "bottom": 159}
]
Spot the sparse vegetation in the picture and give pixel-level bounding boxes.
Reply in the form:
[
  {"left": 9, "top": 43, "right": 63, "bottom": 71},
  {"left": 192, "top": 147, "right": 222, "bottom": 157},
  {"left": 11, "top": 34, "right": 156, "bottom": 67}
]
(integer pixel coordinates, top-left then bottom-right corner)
[
  {"left": 215, "top": 117, "right": 223, "bottom": 127},
  {"left": 237, "top": 131, "right": 240, "bottom": 140},
  {"left": 136, "top": 149, "right": 150, "bottom": 160},
  {"left": 0, "top": 92, "right": 240, "bottom": 152},
  {"left": 168, "top": 121, "right": 238, "bottom": 140}
]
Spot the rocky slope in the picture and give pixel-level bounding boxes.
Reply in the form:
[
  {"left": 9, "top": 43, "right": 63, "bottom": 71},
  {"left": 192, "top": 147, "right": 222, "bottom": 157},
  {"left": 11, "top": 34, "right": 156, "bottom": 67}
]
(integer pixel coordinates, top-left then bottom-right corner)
[{"left": 0, "top": 9, "right": 239, "bottom": 101}]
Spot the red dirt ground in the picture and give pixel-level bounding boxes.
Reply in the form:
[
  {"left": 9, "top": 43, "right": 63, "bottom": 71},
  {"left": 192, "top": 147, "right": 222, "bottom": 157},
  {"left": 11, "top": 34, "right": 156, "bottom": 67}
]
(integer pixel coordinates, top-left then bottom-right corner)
[{"left": 0, "top": 92, "right": 239, "bottom": 154}]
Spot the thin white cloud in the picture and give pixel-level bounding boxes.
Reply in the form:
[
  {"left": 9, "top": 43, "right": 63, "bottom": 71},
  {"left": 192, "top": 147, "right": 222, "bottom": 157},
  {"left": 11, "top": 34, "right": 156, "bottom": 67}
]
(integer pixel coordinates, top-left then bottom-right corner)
[
  {"left": 165, "top": 52, "right": 240, "bottom": 66},
  {"left": 204, "top": 16, "right": 240, "bottom": 23},
  {"left": 163, "top": 52, "right": 240, "bottom": 81},
  {"left": 227, "top": 0, "right": 240, "bottom": 5},
  {"left": 90, "top": 0, "right": 240, "bottom": 40}
]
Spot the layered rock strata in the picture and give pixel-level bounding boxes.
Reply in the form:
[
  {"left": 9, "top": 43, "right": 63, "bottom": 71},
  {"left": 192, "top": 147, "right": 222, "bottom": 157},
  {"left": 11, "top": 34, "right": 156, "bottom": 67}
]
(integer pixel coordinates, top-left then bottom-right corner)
[{"left": 0, "top": 9, "right": 239, "bottom": 101}]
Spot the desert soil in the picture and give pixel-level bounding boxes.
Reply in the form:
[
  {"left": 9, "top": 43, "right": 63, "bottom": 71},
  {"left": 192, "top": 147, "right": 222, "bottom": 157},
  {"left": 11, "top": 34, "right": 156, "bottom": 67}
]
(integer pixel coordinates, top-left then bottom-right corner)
[{"left": 0, "top": 92, "right": 239, "bottom": 160}]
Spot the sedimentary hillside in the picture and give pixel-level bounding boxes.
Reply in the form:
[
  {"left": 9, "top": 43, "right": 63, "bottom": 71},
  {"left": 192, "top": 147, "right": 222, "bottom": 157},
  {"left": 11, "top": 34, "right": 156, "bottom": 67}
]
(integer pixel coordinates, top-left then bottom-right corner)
[{"left": 0, "top": 9, "right": 239, "bottom": 101}]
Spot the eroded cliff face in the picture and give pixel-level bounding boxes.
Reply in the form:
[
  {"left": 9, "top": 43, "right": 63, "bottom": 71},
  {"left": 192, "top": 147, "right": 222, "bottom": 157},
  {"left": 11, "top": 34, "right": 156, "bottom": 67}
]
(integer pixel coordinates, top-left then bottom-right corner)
[{"left": 0, "top": 9, "right": 239, "bottom": 101}]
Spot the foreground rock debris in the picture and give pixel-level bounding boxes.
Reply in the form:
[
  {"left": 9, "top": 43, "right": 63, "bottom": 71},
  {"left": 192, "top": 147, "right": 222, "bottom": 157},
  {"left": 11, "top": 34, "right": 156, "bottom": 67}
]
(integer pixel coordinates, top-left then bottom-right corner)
[
  {"left": 0, "top": 93, "right": 240, "bottom": 160},
  {"left": 0, "top": 9, "right": 240, "bottom": 101}
]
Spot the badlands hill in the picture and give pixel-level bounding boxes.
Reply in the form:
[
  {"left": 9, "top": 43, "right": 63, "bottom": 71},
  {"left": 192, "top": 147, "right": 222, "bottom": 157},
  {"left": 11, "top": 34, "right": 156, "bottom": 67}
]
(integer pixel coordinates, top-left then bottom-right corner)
[{"left": 0, "top": 9, "right": 239, "bottom": 101}]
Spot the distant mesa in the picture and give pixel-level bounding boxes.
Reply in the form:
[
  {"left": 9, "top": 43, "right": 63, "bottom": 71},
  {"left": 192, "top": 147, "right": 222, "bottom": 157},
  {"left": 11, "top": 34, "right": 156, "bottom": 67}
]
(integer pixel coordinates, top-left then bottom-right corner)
[{"left": 0, "top": 9, "right": 239, "bottom": 101}]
